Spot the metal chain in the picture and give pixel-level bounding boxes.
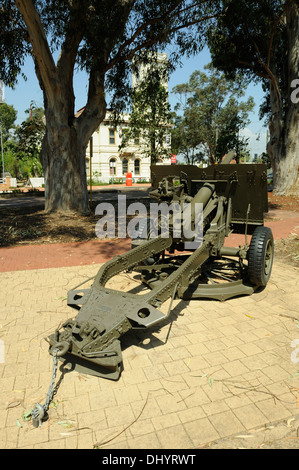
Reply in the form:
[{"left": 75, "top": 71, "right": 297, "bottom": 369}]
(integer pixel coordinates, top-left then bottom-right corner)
[{"left": 31, "top": 347, "right": 59, "bottom": 428}]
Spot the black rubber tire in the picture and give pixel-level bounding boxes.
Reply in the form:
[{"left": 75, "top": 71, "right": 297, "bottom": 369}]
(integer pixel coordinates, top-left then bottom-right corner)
[{"left": 247, "top": 226, "right": 274, "bottom": 287}]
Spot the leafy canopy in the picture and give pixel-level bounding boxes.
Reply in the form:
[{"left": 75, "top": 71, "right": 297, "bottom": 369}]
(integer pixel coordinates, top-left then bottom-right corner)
[
  {"left": 15, "top": 103, "right": 46, "bottom": 160},
  {"left": 206, "top": 0, "right": 288, "bottom": 121},
  {"left": 0, "top": 102, "right": 17, "bottom": 141},
  {"left": 120, "top": 59, "right": 172, "bottom": 163},
  {"left": 171, "top": 64, "right": 255, "bottom": 163},
  {"left": 0, "top": 0, "right": 222, "bottom": 113},
  {"left": 0, "top": 101, "right": 45, "bottom": 178}
]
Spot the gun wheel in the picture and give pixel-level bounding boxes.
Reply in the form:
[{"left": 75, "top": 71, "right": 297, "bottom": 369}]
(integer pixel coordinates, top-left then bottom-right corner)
[{"left": 247, "top": 226, "right": 274, "bottom": 287}]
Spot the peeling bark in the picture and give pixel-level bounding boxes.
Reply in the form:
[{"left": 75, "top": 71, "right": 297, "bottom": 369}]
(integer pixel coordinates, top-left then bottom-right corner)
[
  {"left": 41, "top": 76, "right": 107, "bottom": 214},
  {"left": 266, "top": 67, "right": 285, "bottom": 189},
  {"left": 283, "top": 0, "right": 299, "bottom": 196},
  {"left": 267, "top": 1, "right": 299, "bottom": 196}
]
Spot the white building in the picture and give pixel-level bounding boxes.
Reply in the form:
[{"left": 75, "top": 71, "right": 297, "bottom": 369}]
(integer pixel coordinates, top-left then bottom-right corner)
[
  {"left": 84, "top": 53, "right": 172, "bottom": 184},
  {"left": 84, "top": 111, "right": 150, "bottom": 183}
]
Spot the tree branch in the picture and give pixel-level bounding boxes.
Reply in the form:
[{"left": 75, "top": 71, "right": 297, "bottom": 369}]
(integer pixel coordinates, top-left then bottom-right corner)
[
  {"left": 235, "top": 60, "right": 269, "bottom": 79},
  {"left": 75, "top": 68, "right": 107, "bottom": 146},
  {"left": 56, "top": 2, "right": 87, "bottom": 83},
  {"left": 253, "top": 40, "right": 282, "bottom": 110},
  {"left": 111, "top": 0, "right": 184, "bottom": 61},
  {"left": 106, "top": 0, "right": 217, "bottom": 70},
  {"left": 14, "top": 0, "right": 57, "bottom": 105},
  {"left": 267, "top": 0, "right": 295, "bottom": 67}
]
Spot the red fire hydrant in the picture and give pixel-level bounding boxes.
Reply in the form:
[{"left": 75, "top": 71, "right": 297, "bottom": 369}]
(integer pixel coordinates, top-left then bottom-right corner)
[{"left": 126, "top": 172, "right": 132, "bottom": 187}]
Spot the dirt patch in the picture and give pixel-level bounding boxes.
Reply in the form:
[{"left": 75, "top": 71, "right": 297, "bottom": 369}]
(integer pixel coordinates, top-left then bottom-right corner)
[
  {"left": 274, "top": 235, "right": 299, "bottom": 267},
  {"left": 0, "top": 206, "right": 100, "bottom": 247},
  {"left": 265, "top": 196, "right": 299, "bottom": 267},
  {"left": 268, "top": 193, "right": 299, "bottom": 212},
  {"left": 0, "top": 199, "right": 139, "bottom": 247}
]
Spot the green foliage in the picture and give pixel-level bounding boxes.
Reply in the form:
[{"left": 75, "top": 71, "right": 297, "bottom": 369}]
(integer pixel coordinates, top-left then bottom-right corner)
[
  {"left": 18, "top": 155, "right": 43, "bottom": 179},
  {"left": 1, "top": 101, "right": 45, "bottom": 178},
  {"left": 136, "top": 177, "right": 149, "bottom": 184},
  {"left": 0, "top": 1, "right": 31, "bottom": 85},
  {"left": 15, "top": 103, "right": 45, "bottom": 162},
  {"left": 260, "top": 152, "right": 272, "bottom": 169},
  {"left": 4, "top": 150, "right": 43, "bottom": 179},
  {"left": 3, "top": 145, "right": 19, "bottom": 177},
  {"left": 87, "top": 171, "right": 109, "bottom": 186},
  {"left": 119, "top": 62, "right": 172, "bottom": 164},
  {"left": 0, "top": 1, "right": 222, "bottom": 114},
  {"left": 0, "top": 102, "right": 17, "bottom": 141},
  {"left": 109, "top": 177, "right": 125, "bottom": 184},
  {"left": 171, "top": 64, "right": 255, "bottom": 164},
  {"left": 207, "top": 0, "right": 287, "bottom": 121}
]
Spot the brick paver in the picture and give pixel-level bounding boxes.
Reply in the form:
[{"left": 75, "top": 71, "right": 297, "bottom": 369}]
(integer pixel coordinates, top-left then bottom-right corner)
[
  {"left": 0, "top": 256, "right": 299, "bottom": 449},
  {"left": 0, "top": 198, "right": 298, "bottom": 449}
]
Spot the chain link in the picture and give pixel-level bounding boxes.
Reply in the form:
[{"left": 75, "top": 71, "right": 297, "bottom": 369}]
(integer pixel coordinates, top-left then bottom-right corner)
[{"left": 31, "top": 347, "right": 59, "bottom": 427}]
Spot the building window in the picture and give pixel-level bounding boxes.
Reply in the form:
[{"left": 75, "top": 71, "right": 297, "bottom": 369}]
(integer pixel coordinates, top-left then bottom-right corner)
[
  {"left": 134, "top": 159, "right": 140, "bottom": 175},
  {"left": 109, "top": 158, "right": 116, "bottom": 176},
  {"left": 134, "top": 133, "right": 140, "bottom": 145},
  {"left": 165, "top": 132, "right": 171, "bottom": 146},
  {"left": 120, "top": 128, "right": 129, "bottom": 146},
  {"left": 122, "top": 158, "right": 128, "bottom": 175},
  {"left": 109, "top": 129, "right": 116, "bottom": 145}
]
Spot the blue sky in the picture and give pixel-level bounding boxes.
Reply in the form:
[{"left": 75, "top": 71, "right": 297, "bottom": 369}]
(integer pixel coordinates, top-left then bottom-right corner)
[{"left": 5, "top": 47, "right": 268, "bottom": 159}]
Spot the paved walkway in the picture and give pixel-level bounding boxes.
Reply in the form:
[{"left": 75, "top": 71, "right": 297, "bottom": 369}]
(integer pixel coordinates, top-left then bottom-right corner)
[{"left": 0, "top": 208, "right": 298, "bottom": 449}]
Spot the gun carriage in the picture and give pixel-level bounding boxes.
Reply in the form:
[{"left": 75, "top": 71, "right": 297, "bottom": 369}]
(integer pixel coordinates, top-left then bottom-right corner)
[{"left": 47, "top": 154, "right": 274, "bottom": 380}]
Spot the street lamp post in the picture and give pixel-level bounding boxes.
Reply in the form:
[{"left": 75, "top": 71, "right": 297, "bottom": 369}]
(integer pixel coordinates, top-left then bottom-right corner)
[{"left": 0, "top": 80, "right": 4, "bottom": 182}]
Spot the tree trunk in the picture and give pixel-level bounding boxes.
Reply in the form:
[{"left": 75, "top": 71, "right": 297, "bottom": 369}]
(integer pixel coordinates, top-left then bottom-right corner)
[
  {"left": 267, "top": 1, "right": 299, "bottom": 196},
  {"left": 42, "top": 111, "right": 89, "bottom": 214},
  {"left": 41, "top": 97, "right": 106, "bottom": 214},
  {"left": 282, "top": 0, "right": 299, "bottom": 196},
  {"left": 274, "top": 100, "right": 299, "bottom": 196},
  {"left": 266, "top": 74, "right": 285, "bottom": 190},
  {"left": 283, "top": 104, "right": 299, "bottom": 196}
]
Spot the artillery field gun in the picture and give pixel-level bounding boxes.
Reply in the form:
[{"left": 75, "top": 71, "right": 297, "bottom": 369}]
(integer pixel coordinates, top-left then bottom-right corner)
[{"left": 47, "top": 154, "right": 274, "bottom": 381}]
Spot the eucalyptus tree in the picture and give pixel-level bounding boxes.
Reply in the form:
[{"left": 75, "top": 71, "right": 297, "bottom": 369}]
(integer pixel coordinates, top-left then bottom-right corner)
[
  {"left": 120, "top": 59, "right": 172, "bottom": 164},
  {"left": 172, "top": 65, "right": 254, "bottom": 164},
  {"left": 0, "top": 102, "right": 17, "bottom": 143},
  {"left": 0, "top": 0, "right": 221, "bottom": 212},
  {"left": 0, "top": 102, "right": 17, "bottom": 177},
  {"left": 207, "top": 0, "right": 299, "bottom": 194},
  {"left": 16, "top": 104, "right": 45, "bottom": 160}
]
